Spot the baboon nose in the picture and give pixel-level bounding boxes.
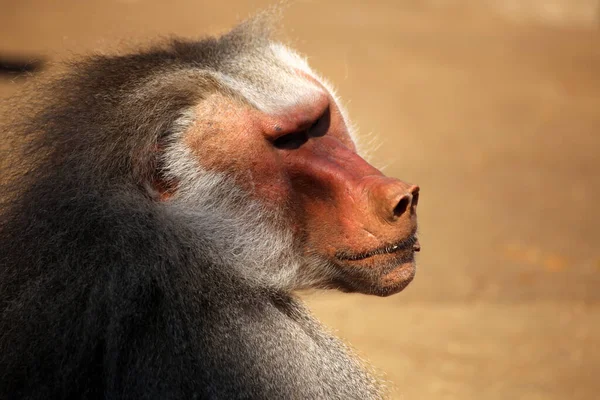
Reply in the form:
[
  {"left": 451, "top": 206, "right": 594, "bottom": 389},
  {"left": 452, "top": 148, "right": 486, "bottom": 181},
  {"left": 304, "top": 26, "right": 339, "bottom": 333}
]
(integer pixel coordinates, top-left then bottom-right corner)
[
  {"left": 367, "top": 178, "right": 419, "bottom": 222},
  {"left": 392, "top": 185, "right": 419, "bottom": 219}
]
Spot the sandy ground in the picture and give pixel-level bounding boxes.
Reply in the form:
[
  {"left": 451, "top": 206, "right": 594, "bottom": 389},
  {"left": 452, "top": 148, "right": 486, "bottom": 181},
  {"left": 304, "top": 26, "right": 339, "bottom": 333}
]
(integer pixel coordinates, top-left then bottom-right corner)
[{"left": 1, "top": 1, "right": 599, "bottom": 399}]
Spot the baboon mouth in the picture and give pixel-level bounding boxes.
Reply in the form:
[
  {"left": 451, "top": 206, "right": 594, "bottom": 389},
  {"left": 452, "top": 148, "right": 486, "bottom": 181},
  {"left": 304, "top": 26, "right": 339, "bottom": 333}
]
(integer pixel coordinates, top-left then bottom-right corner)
[{"left": 335, "top": 233, "right": 420, "bottom": 262}]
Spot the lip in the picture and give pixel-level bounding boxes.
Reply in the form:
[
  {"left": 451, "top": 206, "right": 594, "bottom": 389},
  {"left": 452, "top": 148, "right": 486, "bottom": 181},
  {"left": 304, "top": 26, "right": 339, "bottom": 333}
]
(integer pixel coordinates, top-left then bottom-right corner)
[{"left": 335, "top": 233, "right": 420, "bottom": 262}]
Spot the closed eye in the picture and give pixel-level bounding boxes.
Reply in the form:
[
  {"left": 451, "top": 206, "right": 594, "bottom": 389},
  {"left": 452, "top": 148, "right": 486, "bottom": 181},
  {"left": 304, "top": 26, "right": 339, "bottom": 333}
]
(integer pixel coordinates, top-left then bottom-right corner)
[
  {"left": 307, "top": 106, "right": 330, "bottom": 138},
  {"left": 273, "top": 131, "right": 309, "bottom": 150},
  {"left": 272, "top": 107, "right": 330, "bottom": 150}
]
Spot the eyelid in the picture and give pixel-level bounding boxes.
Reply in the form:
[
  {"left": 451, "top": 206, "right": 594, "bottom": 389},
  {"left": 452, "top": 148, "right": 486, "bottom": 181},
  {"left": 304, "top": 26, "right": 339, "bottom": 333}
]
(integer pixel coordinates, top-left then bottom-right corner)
[
  {"left": 270, "top": 106, "right": 331, "bottom": 150},
  {"left": 306, "top": 106, "right": 330, "bottom": 138},
  {"left": 273, "top": 131, "right": 309, "bottom": 150}
]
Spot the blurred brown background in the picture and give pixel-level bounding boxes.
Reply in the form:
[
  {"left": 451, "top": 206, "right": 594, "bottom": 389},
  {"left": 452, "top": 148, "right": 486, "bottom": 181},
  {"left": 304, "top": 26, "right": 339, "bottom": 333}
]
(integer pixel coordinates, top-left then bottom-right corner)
[{"left": 1, "top": 1, "right": 599, "bottom": 399}]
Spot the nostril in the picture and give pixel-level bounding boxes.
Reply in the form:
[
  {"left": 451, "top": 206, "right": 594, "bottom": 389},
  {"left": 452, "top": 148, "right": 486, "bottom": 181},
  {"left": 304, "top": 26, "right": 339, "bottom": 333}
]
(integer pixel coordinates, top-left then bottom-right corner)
[
  {"left": 411, "top": 187, "right": 419, "bottom": 208},
  {"left": 393, "top": 194, "right": 411, "bottom": 218}
]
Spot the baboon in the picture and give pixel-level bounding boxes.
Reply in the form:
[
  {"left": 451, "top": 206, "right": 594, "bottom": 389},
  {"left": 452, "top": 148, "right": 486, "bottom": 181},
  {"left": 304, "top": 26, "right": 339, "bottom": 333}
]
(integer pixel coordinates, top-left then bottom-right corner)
[{"left": 0, "top": 18, "right": 420, "bottom": 400}]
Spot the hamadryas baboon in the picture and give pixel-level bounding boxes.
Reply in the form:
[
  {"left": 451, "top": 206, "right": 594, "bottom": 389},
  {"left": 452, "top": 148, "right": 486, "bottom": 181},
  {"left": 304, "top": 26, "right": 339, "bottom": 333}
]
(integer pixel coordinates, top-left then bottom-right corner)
[{"left": 0, "top": 18, "right": 420, "bottom": 400}]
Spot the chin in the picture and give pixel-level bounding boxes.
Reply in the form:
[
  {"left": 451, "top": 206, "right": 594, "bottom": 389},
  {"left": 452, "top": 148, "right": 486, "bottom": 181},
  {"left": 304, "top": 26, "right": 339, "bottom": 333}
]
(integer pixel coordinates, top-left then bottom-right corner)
[
  {"left": 371, "top": 260, "right": 417, "bottom": 296},
  {"left": 330, "top": 252, "right": 418, "bottom": 297}
]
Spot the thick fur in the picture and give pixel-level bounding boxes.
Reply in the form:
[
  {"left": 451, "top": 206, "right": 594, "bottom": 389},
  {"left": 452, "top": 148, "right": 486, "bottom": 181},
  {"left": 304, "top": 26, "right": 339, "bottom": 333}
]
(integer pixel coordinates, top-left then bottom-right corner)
[{"left": 0, "top": 21, "right": 383, "bottom": 400}]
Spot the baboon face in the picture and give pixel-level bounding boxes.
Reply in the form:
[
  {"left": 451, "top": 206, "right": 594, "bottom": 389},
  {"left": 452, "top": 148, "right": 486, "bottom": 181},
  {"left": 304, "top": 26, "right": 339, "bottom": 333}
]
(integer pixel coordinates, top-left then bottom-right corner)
[{"left": 160, "top": 42, "right": 419, "bottom": 297}]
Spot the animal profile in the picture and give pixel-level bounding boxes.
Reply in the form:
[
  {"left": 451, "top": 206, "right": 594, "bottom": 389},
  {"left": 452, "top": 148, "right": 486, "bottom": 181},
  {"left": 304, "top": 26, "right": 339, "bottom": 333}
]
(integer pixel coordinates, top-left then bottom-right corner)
[{"left": 0, "top": 17, "right": 420, "bottom": 399}]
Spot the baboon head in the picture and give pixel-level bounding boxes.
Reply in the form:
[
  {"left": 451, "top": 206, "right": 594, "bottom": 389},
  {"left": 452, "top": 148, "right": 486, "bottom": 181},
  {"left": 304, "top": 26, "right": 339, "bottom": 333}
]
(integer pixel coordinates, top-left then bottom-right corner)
[
  {"left": 10, "top": 19, "right": 420, "bottom": 298},
  {"left": 146, "top": 23, "right": 420, "bottom": 297}
]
